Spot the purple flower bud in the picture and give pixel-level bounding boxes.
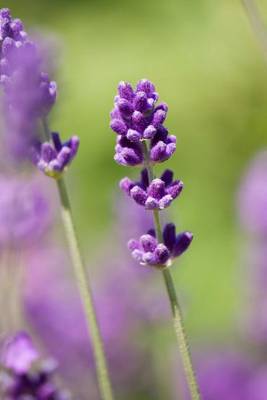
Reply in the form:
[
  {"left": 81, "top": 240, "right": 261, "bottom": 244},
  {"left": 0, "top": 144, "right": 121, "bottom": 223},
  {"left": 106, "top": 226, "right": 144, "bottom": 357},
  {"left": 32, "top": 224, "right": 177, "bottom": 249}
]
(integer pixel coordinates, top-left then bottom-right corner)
[
  {"left": 129, "top": 223, "right": 192, "bottom": 268},
  {"left": 34, "top": 132, "right": 79, "bottom": 179},
  {"left": 110, "top": 79, "right": 169, "bottom": 145},
  {"left": 114, "top": 136, "right": 143, "bottom": 166},
  {"left": 126, "top": 129, "right": 142, "bottom": 142},
  {"left": 118, "top": 81, "right": 134, "bottom": 101},
  {"left": 172, "top": 231, "right": 193, "bottom": 257},
  {"left": 110, "top": 118, "right": 127, "bottom": 135},
  {"left": 120, "top": 168, "right": 182, "bottom": 210}
]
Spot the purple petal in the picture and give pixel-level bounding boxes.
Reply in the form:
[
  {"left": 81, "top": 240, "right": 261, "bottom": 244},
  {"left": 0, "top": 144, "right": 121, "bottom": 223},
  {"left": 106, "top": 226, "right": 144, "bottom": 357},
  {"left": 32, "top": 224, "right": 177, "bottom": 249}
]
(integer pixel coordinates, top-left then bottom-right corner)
[
  {"left": 143, "top": 125, "right": 156, "bottom": 139},
  {"left": 118, "top": 81, "right": 134, "bottom": 101},
  {"left": 145, "top": 196, "right": 159, "bottom": 210},
  {"left": 163, "top": 223, "right": 176, "bottom": 252},
  {"left": 110, "top": 119, "right": 127, "bottom": 135},
  {"left": 41, "top": 143, "right": 56, "bottom": 163},
  {"left": 51, "top": 132, "right": 62, "bottom": 152},
  {"left": 154, "top": 244, "right": 170, "bottom": 265},
  {"left": 147, "top": 179, "right": 165, "bottom": 200},
  {"left": 117, "top": 98, "right": 133, "bottom": 118},
  {"left": 160, "top": 169, "right": 173, "bottom": 185},
  {"left": 158, "top": 194, "right": 173, "bottom": 209},
  {"left": 130, "top": 186, "right": 148, "bottom": 206},
  {"left": 136, "top": 79, "right": 155, "bottom": 96},
  {"left": 126, "top": 129, "right": 141, "bottom": 142},
  {"left": 140, "top": 234, "right": 157, "bottom": 252},
  {"left": 172, "top": 231, "right": 193, "bottom": 258},
  {"left": 166, "top": 180, "right": 183, "bottom": 199},
  {"left": 119, "top": 177, "right": 134, "bottom": 194}
]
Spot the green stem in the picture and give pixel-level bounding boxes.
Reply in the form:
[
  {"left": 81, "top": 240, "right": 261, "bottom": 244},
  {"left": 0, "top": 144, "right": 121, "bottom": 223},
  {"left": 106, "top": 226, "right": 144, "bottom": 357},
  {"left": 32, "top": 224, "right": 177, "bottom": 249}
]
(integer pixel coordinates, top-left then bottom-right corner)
[
  {"left": 42, "top": 120, "right": 114, "bottom": 400},
  {"left": 57, "top": 178, "right": 114, "bottom": 400},
  {"left": 142, "top": 140, "right": 201, "bottom": 400}
]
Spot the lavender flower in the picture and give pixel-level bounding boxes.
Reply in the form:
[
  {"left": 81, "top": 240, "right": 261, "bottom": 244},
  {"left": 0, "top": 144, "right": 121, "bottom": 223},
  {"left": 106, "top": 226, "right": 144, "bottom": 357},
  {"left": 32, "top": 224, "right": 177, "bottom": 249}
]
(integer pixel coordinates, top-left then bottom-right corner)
[
  {"left": 111, "top": 80, "right": 176, "bottom": 166},
  {"left": 0, "top": 8, "right": 57, "bottom": 161},
  {"left": 128, "top": 223, "right": 193, "bottom": 268},
  {"left": 34, "top": 132, "right": 80, "bottom": 179},
  {"left": 120, "top": 168, "right": 183, "bottom": 209},
  {"left": 0, "top": 332, "right": 71, "bottom": 399}
]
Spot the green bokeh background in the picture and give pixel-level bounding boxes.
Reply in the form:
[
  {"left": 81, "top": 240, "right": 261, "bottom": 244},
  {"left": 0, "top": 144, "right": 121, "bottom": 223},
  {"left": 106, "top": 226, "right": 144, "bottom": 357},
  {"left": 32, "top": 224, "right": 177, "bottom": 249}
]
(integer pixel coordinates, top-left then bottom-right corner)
[{"left": 8, "top": 0, "right": 267, "bottom": 341}]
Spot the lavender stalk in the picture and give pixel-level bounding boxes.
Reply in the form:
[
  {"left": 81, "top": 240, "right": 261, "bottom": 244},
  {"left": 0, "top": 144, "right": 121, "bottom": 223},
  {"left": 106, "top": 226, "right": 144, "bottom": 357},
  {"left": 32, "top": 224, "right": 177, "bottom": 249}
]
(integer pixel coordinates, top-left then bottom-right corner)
[
  {"left": 144, "top": 141, "right": 200, "bottom": 400},
  {"left": 0, "top": 8, "right": 114, "bottom": 399},
  {"left": 110, "top": 79, "right": 201, "bottom": 399},
  {"left": 42, "top": 120, "right": 114, "bottom": 400}
]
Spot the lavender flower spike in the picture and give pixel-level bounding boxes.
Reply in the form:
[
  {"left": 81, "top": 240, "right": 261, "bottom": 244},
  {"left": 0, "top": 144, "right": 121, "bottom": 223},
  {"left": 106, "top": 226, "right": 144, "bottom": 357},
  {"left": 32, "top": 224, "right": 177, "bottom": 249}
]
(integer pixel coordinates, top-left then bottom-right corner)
[
  {"left": 120, "top": 168, "right": 183, "bottom": 209},
  {"left": 128, "top": 223, "right": 193, "bottom": 269},
  {"left": 0, "top": 332, "right": 71, "bottom": 399},
  {"left": 35, "top": 132, "right": 79, "bottom": 179},
  {"left": 110, "top": 79, "right": 176, "bottom": 166}
]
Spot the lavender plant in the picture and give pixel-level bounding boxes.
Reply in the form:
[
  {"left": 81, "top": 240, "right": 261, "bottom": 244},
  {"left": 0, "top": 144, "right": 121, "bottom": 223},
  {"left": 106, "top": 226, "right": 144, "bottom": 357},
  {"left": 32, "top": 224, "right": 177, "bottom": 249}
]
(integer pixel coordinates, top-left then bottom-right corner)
[
  {"left": 110, "top": 79, "right": 201, "bottom": 399},
  {"left": 0, "top": 332, "right": 71, "bottom": 399},
  {"left": 0, "top": 9, "right": 113, "bottom": 400}
]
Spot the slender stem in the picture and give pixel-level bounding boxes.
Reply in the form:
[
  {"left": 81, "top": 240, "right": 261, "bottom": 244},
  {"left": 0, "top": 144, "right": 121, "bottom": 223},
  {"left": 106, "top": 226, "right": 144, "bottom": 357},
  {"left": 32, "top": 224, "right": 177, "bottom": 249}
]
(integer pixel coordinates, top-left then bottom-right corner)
[
  {"left": 241, "top": 0, "right": 267, "bottom": 65},
  {"left": 42, "top": 120, "right": 114, "bottom": 400},
  {"left": 57, "top": 178, "right": 114, "bottom": 400},
  {"left": 142, "top": 140, "right": 201, "bottom": 400}
]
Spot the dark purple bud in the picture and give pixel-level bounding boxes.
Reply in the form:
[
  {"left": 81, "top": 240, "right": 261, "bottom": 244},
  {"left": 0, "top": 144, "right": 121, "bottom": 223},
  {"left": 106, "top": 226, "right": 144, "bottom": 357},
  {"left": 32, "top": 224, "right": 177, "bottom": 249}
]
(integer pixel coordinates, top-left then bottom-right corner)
[
  {"left": 118, "top": 81, "right": 134, "bottom": 101},
  {"left": 163, "top": 223, "right": 176, "bottom": 252},
  {"left": 172, "top": 231, "right": 193, "bottom": 257},
  {"left": 0, "top": 8, "right": 11, "bottom": 19},
  {"left": 166, "top": 180, "right": 183, "bottom": 199},
  {"left": 160, "top": 169, "right": 173, "bottom": 185},
  {"left": 154, "top": 244, "right": 170, "bottom": 265},
  {"left": 132, "top": 110, "right": 147, "bottom": 131},
  {"left": 140, "top": 168, "right": 149, "bottom": 188}
]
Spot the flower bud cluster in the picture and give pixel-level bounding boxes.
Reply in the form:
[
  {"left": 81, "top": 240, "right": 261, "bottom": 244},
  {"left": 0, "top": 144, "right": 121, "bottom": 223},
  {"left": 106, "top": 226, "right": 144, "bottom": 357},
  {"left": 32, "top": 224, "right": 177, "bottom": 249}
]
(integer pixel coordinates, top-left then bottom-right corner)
[{"left": 110, "top": 79, "right": 193, "bottom": 269}]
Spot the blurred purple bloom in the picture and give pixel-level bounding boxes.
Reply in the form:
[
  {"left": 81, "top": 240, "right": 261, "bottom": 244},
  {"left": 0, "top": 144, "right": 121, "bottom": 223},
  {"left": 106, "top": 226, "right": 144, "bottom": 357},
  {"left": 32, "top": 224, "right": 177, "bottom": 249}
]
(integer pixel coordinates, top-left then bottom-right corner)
[
  {"left": 128, "top": 223, "right": 193, "bottom": 268},
  {"left": 238, "top": 151, "right": 267, "bottom": 236},
  {"left": 0, "top": 332, "right": 71, "bottom": 399},
  {"left": 34, "top": 132, "right": 79, "bottom": 179},
  {"left": 192, "top": 352, "right": 253, "bottom": 400},
  {"left": 120, "top": 168, "right": 183, "bottom": 209},
  {"left": 2, "top": 332, "right": 38, "bottom": 374},
  {"left": 0, "top": 174, "right": 52, "bottom": 248},
  {"left": 0, "top": 8, "right": 57, "bottom": 161}
]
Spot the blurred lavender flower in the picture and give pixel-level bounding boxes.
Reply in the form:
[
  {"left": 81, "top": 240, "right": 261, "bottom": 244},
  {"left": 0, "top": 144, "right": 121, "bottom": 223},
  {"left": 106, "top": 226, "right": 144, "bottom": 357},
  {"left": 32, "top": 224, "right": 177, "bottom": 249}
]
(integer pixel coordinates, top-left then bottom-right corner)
[
  {"left": 0, "top": 332, "right": 71, "bottom": 399},
  {"left": 0, "top": 174, "right": 52, "bottom": 249},
  {"left": 120, "top": 168, "right": 183, "bottom": 210},
  {"left": 128, "top": 223, "right": 193, "bottom": 268},
  {"left": 0, "top": 8, "right": 57, "bottom": 162},
  {"left": 34, "top": 132, "right": 79, "bottom": 179},
  {"left": 238, "top": 151, "right": 267, "bottom": 237},
  {"left": 183, "top": 352, "right": 253, "bottom": 400}
]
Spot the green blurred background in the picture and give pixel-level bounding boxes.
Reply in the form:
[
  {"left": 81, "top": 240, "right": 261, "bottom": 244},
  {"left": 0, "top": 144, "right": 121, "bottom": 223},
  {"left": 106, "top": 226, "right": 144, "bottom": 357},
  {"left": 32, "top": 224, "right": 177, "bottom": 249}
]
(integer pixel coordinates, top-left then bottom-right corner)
[{"left": 7, "top": 0, "right": 267, "bottom": 341}]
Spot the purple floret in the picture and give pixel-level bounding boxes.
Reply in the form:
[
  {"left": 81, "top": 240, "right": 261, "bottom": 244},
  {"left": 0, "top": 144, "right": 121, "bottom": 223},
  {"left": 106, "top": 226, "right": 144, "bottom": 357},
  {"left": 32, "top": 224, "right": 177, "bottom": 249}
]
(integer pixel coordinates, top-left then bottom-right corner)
[
  {"left": 120, "top": 168, "right": 183, "bottom": 210},
  {"left": 34, "top": 132, "right": 79, "bottom": 179},
  {"left": 0, "top": 332, "right": 71, "bottom": 400},
  {"left": 128, "top": 223, "right": 193, "bottom": 268}
]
